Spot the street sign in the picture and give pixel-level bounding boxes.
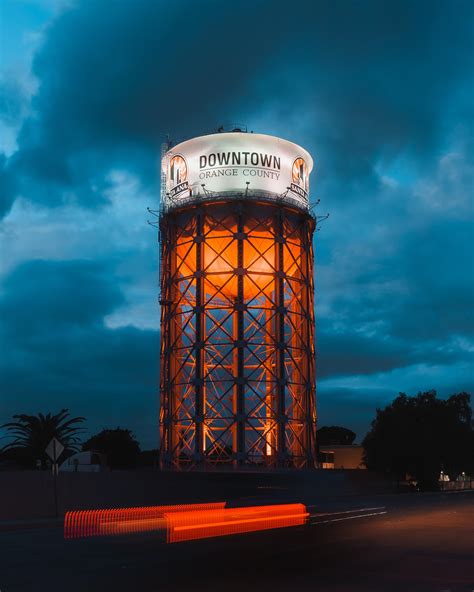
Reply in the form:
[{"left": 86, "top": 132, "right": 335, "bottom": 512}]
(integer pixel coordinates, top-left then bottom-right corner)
[{"left": 45, "top": 437, "right": 64, "bottom": 463}]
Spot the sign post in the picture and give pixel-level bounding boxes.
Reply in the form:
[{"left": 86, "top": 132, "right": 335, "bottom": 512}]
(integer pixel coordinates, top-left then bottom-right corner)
[{"left": 45, "top": 437, "right": 64, "bottom": 518}]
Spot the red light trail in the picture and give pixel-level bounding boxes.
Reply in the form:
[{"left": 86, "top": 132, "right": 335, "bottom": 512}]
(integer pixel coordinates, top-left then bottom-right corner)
[
  {"left": 64, "top": 502, "right": 309, "bottom": 542},
  {"left": 64, "top": 502, "right": 225, "bottom": 539},
  {"left": 165, "top": 503, "right": 308, "bottom": 543}
]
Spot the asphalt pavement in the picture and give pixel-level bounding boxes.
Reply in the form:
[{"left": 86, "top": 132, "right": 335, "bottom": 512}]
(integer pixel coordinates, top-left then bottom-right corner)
[{"left": 1, "top": 490, "right": 473, "bottom": 592}]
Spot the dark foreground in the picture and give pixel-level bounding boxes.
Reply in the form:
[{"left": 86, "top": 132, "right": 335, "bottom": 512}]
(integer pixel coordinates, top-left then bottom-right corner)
[{"left": 1, "top": 491, "right": 473, "bottom": 592}]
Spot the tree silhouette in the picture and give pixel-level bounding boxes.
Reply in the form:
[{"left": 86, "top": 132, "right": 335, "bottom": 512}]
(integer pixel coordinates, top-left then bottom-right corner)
[
  {"left": 1, "top": 409, "right": 85, "bottom": 468},
  {"left": 363, "top": 390, "right": 473, "bottom": 483},
  {"left": 82, "top": 428, "right": 140, "bottom": 469},
  {"left": 317, "top": 426, "right": 356, "bottom": 445}
]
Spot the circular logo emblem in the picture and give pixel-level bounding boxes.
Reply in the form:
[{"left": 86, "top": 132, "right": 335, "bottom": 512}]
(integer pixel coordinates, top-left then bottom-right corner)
[
  {"left": 169, "top": 154, "right": 188, "bottom": 186},
  {"left": 292, "top": 158, "right": 309, "bottom": 193}
]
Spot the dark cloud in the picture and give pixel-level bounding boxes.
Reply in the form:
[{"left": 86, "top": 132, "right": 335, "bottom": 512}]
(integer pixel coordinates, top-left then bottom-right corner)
[
  {"left": 0, "top": 78, "right": 28, "bottom": 126},
  {"left": 0, "top": 260, "right": 158, "bottom": 448},
  {"left": 1, "top": 260, "right": 123, "bottom": 334},
  {"left": 2, "top": 0, "right": 282, "bottom": 213},
  {"left": 391, "top": 220, "right": 474, "bottom": 340},
  {"left": 2, "top": 0, "right": 473, "bottom": 214},
  {"left": 317, "top": 314, "right": 473, "bottom": 381},
  {"left": 316, "top": 217, "right": 474, "bottom": 353},
  {"left": 0, "top": 154, "right": 15, "bottom": 216},
  {"left": 1, "top": 0, "right": 473, "bottom": 442},
  {"left": 317, "top": 330, "right": 457, "bottom": 381},
  {"left": 317, "top": 331, "right": 411, "bottom": 379}
]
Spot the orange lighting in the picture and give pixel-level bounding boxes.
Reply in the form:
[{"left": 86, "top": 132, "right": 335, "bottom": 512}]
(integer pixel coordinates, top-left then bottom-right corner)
[
  {"left": 165, "top": 503, "right": 308, "bottom": 543},
  {"left": 175, "top": 222, "right": 304, "bottom": 299},
  {"left": 64, "top": 502, "right": 226, "bottom": 539},
  {"left": 160, "top": 202, "right": 317, "bottom": 470}
]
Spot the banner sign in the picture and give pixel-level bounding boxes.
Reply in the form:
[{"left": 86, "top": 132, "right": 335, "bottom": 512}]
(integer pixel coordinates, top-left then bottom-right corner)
[{"left": 162, "top": 132, "right": 313, "bottom": 209}]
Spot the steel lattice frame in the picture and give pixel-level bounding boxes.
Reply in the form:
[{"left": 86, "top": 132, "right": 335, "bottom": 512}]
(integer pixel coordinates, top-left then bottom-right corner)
[{"left": 159, "top": 200, "right": 316, "bottom": 470}]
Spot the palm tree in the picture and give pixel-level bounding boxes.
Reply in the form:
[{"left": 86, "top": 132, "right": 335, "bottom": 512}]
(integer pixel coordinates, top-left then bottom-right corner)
[{"left": 1, "top": 409, "right": 85, "bottom": 467}]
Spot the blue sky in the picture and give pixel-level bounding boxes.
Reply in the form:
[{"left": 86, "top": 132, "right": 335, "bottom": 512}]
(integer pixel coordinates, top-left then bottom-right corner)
[{"left": 1, "top": 0, "right": 473, "bottom": 448}]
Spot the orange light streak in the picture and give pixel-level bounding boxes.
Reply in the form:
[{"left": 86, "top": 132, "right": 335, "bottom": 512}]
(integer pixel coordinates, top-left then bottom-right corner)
[
  {"left": 165, "top": 503, "right": 308, "bottom": 543},
  {"left": 64, "top": 502, "right": 226, "bottom": 539}
]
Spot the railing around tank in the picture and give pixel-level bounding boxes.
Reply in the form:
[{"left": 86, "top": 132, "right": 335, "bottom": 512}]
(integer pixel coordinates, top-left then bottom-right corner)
[{"left": 161, "top": 189, "right": 310, "bottom": 215}]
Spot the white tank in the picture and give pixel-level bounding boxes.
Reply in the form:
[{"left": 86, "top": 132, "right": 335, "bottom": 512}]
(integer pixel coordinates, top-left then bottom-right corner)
[{"left": 162, "top": 131, "right": 314, "bottom": 211}]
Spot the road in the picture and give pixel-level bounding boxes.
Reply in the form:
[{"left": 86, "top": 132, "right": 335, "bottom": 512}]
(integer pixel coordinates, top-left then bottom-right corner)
[{"left": 1, "top": 491, "right": 473, "bottom": 591}]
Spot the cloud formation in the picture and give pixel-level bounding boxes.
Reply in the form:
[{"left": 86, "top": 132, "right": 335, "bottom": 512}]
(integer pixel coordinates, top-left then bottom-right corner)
[
  {"left": 0, "top": 260, "right": 158, "bottom": 447},
  {"left": 1, "top": 0, "right": 473, "bottom": 443}
]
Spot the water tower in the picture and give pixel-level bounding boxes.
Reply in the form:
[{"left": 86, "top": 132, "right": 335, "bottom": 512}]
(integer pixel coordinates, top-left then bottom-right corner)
[{"left": 159, "top": 130, "right": 317, "bottom": 470}]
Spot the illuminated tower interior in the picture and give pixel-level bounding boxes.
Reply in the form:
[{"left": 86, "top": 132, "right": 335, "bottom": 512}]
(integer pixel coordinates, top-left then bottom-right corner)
[{"left": 159, "top": 197, "right": 316, "bottom": 469}]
